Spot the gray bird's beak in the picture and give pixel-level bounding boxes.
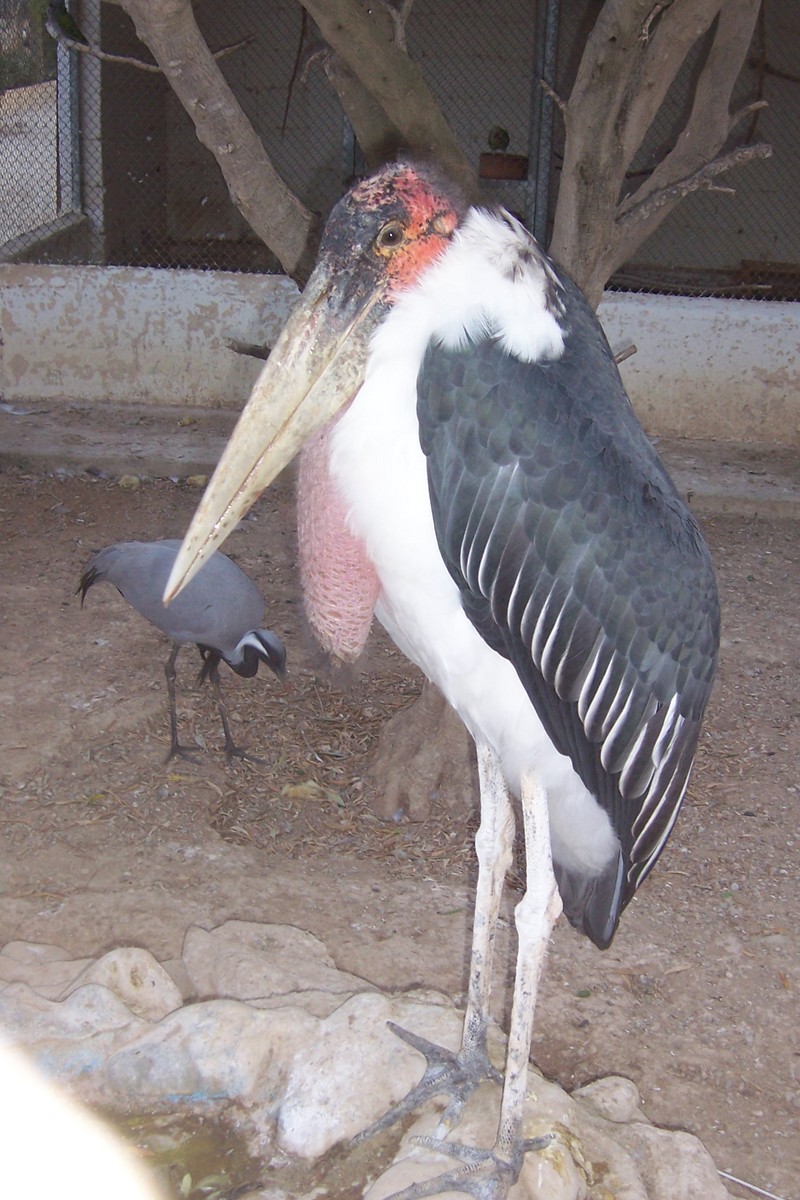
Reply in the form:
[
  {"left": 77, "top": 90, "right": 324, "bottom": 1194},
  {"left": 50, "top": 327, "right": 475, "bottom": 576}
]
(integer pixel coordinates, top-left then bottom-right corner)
[{"left": 164, "top": 263, "right": 386, "bottom": 604}]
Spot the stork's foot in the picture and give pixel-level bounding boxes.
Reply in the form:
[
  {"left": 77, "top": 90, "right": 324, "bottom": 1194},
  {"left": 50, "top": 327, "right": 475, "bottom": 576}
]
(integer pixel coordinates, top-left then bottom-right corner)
[
  {"left": 353, "top": 1021, "right": 502, "bottom": 1145},
  {"left": 386, "top": 1134, "right": 553, "bottom": 1200}
]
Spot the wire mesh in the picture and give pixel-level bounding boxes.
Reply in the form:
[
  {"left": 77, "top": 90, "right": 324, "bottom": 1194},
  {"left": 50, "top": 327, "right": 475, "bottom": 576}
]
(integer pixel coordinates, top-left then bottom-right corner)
[
  {"left": 555, "top": 1, "right": 800, "bottom": 299},
  {"left": 1, "top": 0, "right": 797, "bottom": 298},
  {"left": 1, "top": 0, "right": 59, "bottom": 247}
]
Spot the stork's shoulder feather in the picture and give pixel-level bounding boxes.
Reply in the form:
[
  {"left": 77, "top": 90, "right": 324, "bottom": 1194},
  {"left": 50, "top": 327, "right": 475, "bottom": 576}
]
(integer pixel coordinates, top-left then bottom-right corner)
[
  {"left": 415, "top": 216, "right": 719, "bottom": 936},
  {"left": 384, "top": 207, "right": 567, "bottom": 367}
]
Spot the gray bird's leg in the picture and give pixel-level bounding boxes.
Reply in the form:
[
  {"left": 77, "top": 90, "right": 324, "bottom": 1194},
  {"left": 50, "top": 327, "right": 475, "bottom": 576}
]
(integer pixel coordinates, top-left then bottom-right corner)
[
  {"left": 201, "top": 652, "right": 263, "bottom": 764},
  {"left": 164, "top": 645, "right": 199, "bottom": 762},
  {"left": 355, "top": 740, "right": 513, "bottom": 1143},
  {"left": 387, "top": 768, "right": 562, "bottom": 1200}
]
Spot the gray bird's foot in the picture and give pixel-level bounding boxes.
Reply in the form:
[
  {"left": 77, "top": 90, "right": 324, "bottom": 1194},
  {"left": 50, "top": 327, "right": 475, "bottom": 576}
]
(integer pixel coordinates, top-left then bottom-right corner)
[
  {"left": 224, "top": 741, "right": 264, "bottom": 765},
  {"left": 165, "top": 741, "right": 203, "bottom": 764},
  {"left": 353, "top": 1021, "right": 502, "bottom": 1145},
  {"left": 386, "top": 1133, "right": 552, "bottom": 1200}
]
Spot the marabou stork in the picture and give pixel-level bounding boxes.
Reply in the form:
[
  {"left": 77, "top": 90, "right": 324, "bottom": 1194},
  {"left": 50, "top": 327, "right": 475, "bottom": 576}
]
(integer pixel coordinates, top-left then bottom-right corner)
[
  {"left": 79, "top": 540, "right": 286, "bottom": 761},
  {"left": 164, "top": 162, "right": 719, "bottom": 1197}
]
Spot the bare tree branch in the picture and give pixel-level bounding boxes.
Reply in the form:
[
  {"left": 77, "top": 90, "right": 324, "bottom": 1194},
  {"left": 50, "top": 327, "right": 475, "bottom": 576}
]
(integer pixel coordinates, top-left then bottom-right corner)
[
  {"left": 378, "top": 0, "right": 415, "bottom": 52},
  {"left": 618, "top": 0, "right": 723, "bottom": 170},
  {"left": 619, "top": 0, "right": 763, "bottom": 216},
  {"left": 52, "top": 32, "right": 252, "bottom": 73},
  {"left": 297, "top": 0, "right": 475, "bottom": 195},
  {"left": 317, "top": 2, "right": 406, "bottom": 167},
  {"left": 617, "top": 141, "right": 771, "bottom": 228},
  {"left": 639, "top": 2, "right": 675, "bottom": 44},
  {"left": 730, "top": 98, "right": 768, "bottom": 129},
  {"left": 539, "top": 78, "right": 567, "bottom": 117},
  {"left": 323, "top": 55, "right": 406, "bottom": 166},
  {"left": 550, "top": 0, "right": 767, "bottom": 306},
  {"left": 118, "top": 0, "right": 318, "bottom": 282}
]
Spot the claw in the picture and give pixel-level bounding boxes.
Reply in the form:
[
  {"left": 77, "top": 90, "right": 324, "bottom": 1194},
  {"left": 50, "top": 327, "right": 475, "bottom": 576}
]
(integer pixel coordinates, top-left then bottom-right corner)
[
  {"left": 383, "top": 1133, "right": 553, "bottom": 1200},
  {"left": 165, "top": 741, "right": 202, "bottom": 763},
  {"left": 224, "top": 743, "right": 265, "bottom": 765},
  {"left": 353, "top": 1021, "right": 502, "bottom": 1146}
]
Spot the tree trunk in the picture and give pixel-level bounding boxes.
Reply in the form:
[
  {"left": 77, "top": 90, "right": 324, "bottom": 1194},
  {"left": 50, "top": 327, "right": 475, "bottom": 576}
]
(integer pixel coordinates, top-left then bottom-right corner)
[
  {"left": 299, "top": 0, "right": 474, "bottom": 195},
  {"left": 364, "top": 681, "right": 477, "bottom": 822},
  {"left": 550, "top": 0, "right": 768, "bottom": 305}
]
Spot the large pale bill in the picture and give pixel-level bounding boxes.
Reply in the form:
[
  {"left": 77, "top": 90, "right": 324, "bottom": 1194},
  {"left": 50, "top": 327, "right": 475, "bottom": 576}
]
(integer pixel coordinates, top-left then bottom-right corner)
[{"left": 163, "top": 270, "right": 385, "bottom": 604}]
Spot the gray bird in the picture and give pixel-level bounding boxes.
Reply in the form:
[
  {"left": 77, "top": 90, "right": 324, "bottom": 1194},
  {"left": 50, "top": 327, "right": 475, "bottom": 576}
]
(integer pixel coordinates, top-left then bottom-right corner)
[{"left": 78, "top": 539, "right": 286, "bottom": 762}]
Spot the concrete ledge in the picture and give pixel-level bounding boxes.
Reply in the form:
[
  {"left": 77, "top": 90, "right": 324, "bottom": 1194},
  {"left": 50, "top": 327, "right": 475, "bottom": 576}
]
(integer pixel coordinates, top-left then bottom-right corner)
[
  {"left": 599, "top": 291, "right": 800, "bottom": 446},
  {"left": 1, "top": 398, "right": 797, "bottom": 519},
  {"left": 0, "top": 264, "right": 299, "bottom": 408},
  {"left": 2, "top": 265, "right": 799, "bottom": 447}
]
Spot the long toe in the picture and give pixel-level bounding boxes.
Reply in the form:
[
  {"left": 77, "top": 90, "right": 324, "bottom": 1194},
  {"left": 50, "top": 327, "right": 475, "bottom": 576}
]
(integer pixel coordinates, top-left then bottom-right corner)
[
  {"left": 224, "top": 741, "right": 265, "bottom": 765},
  {"left": 165, "top": 741, "right": 203, "bottom": 763},
  {"left": 353, "top": 1022, "right": 502, "bottom": 1145},
  {"left": 382, "top": 1133, "right": 553, "bottom": 1200}
]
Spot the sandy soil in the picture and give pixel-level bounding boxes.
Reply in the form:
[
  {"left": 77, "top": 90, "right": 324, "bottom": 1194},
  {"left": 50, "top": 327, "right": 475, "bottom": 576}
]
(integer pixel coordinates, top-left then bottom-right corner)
[{"left": 0, "top": 461, "right": 798, "bottom": 1200}]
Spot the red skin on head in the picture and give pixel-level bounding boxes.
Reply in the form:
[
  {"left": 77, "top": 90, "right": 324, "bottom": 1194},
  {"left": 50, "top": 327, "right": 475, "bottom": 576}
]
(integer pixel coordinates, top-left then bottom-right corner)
[
  {"left": 296, "top": 164, "right": 463, "bottom": 661},
  {"left": 342, "top": 164, "right": 462, "bottom": 295}
]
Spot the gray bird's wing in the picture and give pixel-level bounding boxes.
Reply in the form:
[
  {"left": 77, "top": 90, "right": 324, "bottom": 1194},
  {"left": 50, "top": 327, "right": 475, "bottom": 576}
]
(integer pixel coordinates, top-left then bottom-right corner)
[
  {"left": 79, "top": 541, "right": 265, "bottom": 658},
  {"left": 417, "top": 273, "right": 719, "bottom": 947}
]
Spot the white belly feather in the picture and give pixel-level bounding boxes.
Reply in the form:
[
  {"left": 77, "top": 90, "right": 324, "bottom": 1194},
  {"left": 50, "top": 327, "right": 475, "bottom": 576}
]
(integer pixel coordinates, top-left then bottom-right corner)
[{"left": 328, "top": 275, "right": 618, "bottom": 879}]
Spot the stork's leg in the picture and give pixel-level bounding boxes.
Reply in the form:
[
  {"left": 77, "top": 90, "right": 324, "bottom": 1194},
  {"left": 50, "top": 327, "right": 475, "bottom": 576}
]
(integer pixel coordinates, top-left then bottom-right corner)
[
  {"left": 355, "top": 741, "right": 513, "bottom": 1144},
  {"left": 456, "top": 742, "right": 516, "bottom": 1083},
  {"left": 387, "top": 768, "right": 562, "bottom": 1200},
  {"left": 495, "top": 767, "right": 562, "bottom": 1159},
  {"left": 163, "top": 646, "right": 199, "bottom": 762}
]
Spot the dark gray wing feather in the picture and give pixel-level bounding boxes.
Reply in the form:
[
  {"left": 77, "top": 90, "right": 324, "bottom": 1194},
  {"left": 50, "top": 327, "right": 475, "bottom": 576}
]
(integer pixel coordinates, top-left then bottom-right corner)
[{"left": 417, "top": 271, "right": 719, "bottom": 947}]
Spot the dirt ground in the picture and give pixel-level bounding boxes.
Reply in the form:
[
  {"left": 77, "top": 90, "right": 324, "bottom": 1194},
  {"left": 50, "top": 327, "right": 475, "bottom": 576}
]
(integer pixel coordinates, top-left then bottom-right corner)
[{"left": 0, "top": 454, "right": 798, "bottom": 1200}]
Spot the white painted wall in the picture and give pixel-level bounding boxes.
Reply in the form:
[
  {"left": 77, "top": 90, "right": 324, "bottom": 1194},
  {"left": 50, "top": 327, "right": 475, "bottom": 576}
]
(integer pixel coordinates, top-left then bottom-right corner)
[
  {"left": 2, "top": 265, "right": 799, "bottom": 446},
  {"left": 0, "top": 265, "right": 299, "bottom": 408},
  {"left": 598, "top": 292, "right": 800, "bottom": 446}
]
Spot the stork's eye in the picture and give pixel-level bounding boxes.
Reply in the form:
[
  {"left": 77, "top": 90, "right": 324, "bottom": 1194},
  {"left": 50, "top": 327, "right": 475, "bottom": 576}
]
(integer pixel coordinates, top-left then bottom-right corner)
[{"left": 374, "top": 221, "right": 405, "bottom": 254}]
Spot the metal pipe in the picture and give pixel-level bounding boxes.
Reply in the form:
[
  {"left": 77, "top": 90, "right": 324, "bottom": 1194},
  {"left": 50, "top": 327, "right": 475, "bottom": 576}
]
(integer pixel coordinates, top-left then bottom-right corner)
[{"left": 528, "top": 0, "right": 560, "bottom": 246}]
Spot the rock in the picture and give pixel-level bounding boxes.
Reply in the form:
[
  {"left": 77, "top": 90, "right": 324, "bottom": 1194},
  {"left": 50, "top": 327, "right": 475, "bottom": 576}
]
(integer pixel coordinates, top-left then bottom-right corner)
[
  {"left": 0, "top": 940, "right": 94, "bottom": 997},
  {"left": 278, "top": 990, "right": 461, "bottom": 1157},
  {"left": 105, "top": 998, "right": 316, "bottom": 1107},
  {"left": 182, "top": 921, "right": 373, "bottom": 1016},
  {"left": 0, "top": 981, "right": 147, "bottom": 1080},
  {"left": 572, "top": 1079, "right": 732, "bottom": 1200},
  {"left": 0, "top": 979, "right": 143, "bottom": 1039},
  {"left": 64, "top": 948, "right": 183, "bottom": 1021},
  {"left": 573, "top": 1075, "right": 645, "bottom": 1124},
  {"left": 366, "top": 1072, "right": 594, "bottom": 1200},
  {"left": 613, "top": 1124, "right": 731, "bottom": 1200},
  {"left": 0, "top": 924, "right": 735, "bottom": 1199}
]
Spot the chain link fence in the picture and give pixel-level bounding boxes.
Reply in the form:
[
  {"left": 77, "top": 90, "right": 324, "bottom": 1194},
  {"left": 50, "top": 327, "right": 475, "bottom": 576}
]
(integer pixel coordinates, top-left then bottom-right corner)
[
  {"left": 2, "top": 0, "right": 798, "bottom": 297},
  {"left": 556, "top": 3, "right": 800, "bottom": 299}
]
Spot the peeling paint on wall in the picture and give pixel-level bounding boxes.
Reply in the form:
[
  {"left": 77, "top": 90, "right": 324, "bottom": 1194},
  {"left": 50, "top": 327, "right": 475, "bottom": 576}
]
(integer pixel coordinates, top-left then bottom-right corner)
[
  {"left": 598, "top": 292, "right": 800, "bottom": 446},
  {"left": 0, "top": 265, "right": 299, "bottom": 408}
]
